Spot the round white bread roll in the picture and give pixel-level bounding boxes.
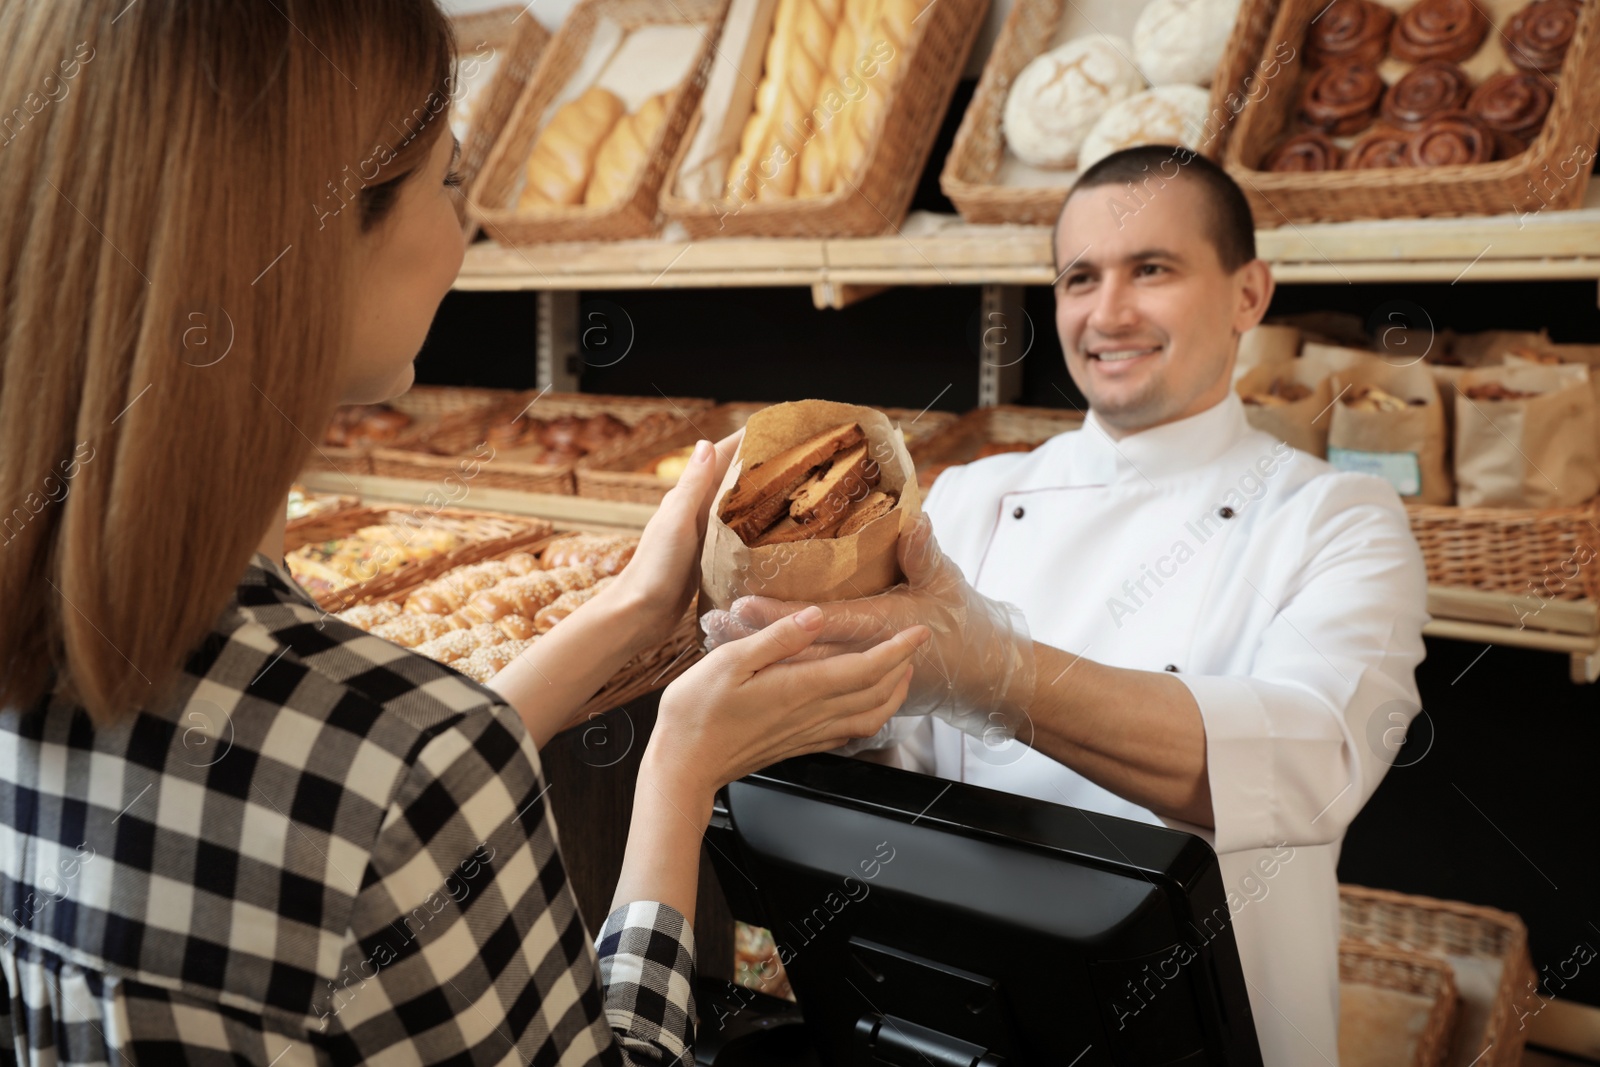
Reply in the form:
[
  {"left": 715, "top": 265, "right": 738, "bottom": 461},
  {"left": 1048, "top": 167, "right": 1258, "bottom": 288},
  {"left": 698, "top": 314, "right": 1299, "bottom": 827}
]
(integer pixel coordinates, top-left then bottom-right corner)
[
  {"left": 1002, "top": 35, "right": 1145, "bottom": 170},
  {"left": 1077, "top": 84, "right": 1213, "bottom": 172},
  {"left": 1132, "top": 0, "right": 1244, "bottom": 87}
]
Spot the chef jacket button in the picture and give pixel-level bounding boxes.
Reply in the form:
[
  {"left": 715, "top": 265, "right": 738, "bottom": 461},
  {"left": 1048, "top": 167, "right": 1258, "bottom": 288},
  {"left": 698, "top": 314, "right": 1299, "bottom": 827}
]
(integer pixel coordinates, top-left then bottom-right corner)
[
  {"left": 1218, "top": 506, "right": 1235, "bottom": 519},
  {"left": 1164, "top": 664, "right": 1180, "bottom": 673},
  {"left": 1013, "top": 506, "right": 1025, "bottom": 520}
]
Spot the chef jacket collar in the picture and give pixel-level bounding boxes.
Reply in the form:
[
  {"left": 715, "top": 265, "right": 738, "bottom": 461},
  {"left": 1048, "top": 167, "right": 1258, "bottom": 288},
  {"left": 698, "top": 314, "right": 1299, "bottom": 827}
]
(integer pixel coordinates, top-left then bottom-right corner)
[{"left": 1073, "top": 392, "right": 1252, "bottom": 485}]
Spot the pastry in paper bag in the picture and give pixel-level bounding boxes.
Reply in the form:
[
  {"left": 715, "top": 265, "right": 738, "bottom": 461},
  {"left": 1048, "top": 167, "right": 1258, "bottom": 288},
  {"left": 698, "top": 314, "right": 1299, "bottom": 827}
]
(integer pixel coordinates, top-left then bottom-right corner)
[{"left": 699, "top": 399, "right": 921, "bottom": 616}]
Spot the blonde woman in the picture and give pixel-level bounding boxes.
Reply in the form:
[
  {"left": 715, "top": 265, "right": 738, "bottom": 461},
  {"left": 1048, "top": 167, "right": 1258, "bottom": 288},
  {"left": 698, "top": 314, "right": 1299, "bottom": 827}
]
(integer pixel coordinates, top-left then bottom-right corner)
[{"left": 0, "top": 2, "right": 928, "bottom": 1062}]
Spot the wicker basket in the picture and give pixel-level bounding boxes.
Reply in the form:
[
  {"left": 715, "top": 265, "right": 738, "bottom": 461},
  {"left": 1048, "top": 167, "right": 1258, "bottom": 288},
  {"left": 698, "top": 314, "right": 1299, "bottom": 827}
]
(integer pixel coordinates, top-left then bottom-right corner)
[
  {"left": 303, "top": 385, "right": 518, "bottom": 477},
  {"left": 449, "top": 5, "right": 555, "bottom": 239},
  {"left": 1340, "top": 884, "right": 1537, "bottom": 1067},
  {"left": 285, "top": 488, "right": 361, "bottom": 533},
  {"left": 660, "top": 0, "right": 989, "bottom": 238},
  {"left": 1405, "top": 498, "right": 1600, "bottom": 602},
  {"left": 371, "top": 391, "right": 715, "bottom": 496},
  {"left": 939, "top": 0, "right": 1277, "bottom": 226},
  {"left": 1339, "top": 939, "right": 1459, "bottom": 1067},
  {"left": 283, "top": 505, "right": 555, "bottom": 612},
  {"left": 910, "top": 404, "right": 1085, "bottom": 487},
  {"left": 466, "top": 0, "right": 727, "bottom": 244},
  {"left": 1222, "top": 0, "right": 1600, "bottom": 226},
  {"left": 576, "top": 400, "right": 959, "bottom": 504},
  {"left": 347, "top": 531, "right": 704, "bottom": 721}
]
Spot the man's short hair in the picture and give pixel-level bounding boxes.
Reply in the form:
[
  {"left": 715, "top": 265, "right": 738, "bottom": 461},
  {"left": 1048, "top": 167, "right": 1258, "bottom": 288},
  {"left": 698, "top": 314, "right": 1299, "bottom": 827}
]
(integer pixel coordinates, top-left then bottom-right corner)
[{"left": 1054, "top": 145, "right": 1257, "bottom": 274}]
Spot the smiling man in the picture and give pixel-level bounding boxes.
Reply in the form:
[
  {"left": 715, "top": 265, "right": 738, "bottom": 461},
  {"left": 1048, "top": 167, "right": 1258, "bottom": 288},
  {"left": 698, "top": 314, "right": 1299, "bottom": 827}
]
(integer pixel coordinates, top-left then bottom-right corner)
[{"left": 708, "top": 145, "right": 1431, "bottom": 1063}]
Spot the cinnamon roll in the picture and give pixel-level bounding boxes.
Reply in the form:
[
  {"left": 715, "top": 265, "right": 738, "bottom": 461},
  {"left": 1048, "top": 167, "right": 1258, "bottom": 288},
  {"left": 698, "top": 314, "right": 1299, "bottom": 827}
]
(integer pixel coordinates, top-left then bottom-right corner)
[
  {"left": 1380, "top": 61, "right": 1473, "bottom": 129},
  {"left": 1405, "top": 110, "right": 1494, "bottom": 165},
  {"left": 1492, "top": 129, "right": 1530, "bottom": 159},
  {"left": 1264, "top": 130, "right": 1345, "bottom": 171},
  {"left": 1343, "top": 126, "right": 1414, "bottom": 168},
  {"left": 1467, "top": 71, "right": 1554, "bottom": 141},
  {"left": 1306, "top": 0, "right": 1396, "bottom": 67},
  {"left": 1505, "top": 0, "right": 1582, "bottom": 72},
  {"left": 1298, "top": 61, "right": 1386, "bottom": 135},
  {"left": 1390, "top": 0, "right": 1490, "bottom": 63}
]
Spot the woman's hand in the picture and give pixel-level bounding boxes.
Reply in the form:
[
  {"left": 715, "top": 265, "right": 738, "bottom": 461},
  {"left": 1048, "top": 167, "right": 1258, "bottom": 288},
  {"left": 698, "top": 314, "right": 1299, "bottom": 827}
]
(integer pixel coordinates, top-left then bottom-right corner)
[
  {"left": 640, "top": 606, "right": 930, "bottom": 822},
  {"left": 605, "top": 429, "right": 742, "bottom": 656}
]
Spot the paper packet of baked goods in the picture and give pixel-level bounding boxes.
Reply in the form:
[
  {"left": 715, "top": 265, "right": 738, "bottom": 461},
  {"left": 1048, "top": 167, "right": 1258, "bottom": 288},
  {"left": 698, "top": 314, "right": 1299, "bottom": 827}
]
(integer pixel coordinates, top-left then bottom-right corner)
[
  {"left": 1454, "top": 363, "right": 1600, "bottom": 508},
  {"left": 1232, "top": 324, "right": 1301, "bottom": 384},
  {"left": 1235, "top": 361, "right": 1334, "bottom": 457},
  {"left": 699, "top": 399, "right": 921, "bottom": 615},
  {"left": 1328, "top": 358, "right": 1453, "bottom": 505}
]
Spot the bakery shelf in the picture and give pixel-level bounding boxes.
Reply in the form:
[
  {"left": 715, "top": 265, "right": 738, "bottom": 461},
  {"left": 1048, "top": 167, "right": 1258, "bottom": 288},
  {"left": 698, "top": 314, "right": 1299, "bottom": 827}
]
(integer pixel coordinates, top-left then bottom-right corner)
[
  {"left": 454, "top": 183, "right": 1600, "bottom": 293},
  {"left": 298, "top": 471, "right": 1600, "bottom": 682}
]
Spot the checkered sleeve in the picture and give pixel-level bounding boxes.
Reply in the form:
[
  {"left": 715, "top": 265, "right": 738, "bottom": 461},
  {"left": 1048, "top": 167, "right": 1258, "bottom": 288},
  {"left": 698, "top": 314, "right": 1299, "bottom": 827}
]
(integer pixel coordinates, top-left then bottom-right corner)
[
  {"left": 314, "top": 698, "right": 696, "bottom": 1066},
  {"left": 596, "top": 900, "right": 698, "bottom": 1063}
]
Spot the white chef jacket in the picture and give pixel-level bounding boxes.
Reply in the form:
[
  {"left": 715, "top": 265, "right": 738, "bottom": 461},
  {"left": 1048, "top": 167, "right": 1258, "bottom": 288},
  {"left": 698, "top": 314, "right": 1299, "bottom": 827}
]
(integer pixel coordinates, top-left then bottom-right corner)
[{"left": 877, "top": 393, "right": 1429, "bottom": 1065}]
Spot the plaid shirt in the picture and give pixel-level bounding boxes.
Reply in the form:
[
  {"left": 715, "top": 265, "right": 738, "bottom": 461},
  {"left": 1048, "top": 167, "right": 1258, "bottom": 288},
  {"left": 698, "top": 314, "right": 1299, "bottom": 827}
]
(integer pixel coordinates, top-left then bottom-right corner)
[{"left": 0, "top": 554, "right": 696, "bottom": 1065}]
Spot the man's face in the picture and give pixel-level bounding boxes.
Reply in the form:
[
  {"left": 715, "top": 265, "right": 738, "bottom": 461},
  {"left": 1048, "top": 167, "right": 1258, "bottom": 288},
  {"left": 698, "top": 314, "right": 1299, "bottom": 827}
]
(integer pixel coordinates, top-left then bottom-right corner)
[{"left": 1053, "top": 179, "right": 1270, "bottom": 438}]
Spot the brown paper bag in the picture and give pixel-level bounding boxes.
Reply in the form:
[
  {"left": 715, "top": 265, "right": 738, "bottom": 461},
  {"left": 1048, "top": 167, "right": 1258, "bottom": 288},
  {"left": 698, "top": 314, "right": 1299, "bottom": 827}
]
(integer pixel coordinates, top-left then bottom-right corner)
[
  {"left": 1507, "top": 344, "right": 1600, "bottom": 456},
  {"left": 1235, "top": 362, "right": 1334, "bottom": 457},
  {"left": 1455, "top": 364, "right": 1600, "bottom": 508},
  {"left": 1233, "top": 324, "right": 1300, "bottom": 384},
  {"left": 1299, "top": 343, "right": 1375, "bottom": 378},
  {"left": 1447, "top": 328, "right": 1551, "bottom": 367},
  {"left": 1328, "top": 359, "right": 1453, "bottom": 504},
  {"left": 699, "top": 399, "right": 922, "bottom": 615}
]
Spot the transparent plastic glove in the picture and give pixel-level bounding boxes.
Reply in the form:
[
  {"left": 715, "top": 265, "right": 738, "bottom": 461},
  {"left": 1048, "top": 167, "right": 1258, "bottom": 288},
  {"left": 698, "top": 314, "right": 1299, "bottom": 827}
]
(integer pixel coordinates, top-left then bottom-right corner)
[{"left": 699, "top": 515, "right": 1036, "bottom": 745}]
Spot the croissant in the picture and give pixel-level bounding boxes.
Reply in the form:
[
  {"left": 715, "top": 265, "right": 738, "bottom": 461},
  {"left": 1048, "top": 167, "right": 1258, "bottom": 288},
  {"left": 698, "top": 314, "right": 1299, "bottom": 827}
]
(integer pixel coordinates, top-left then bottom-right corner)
[
  {"left": 519, "top": 86, "right": 625, "bottom": 209},
  {"left": 585, "top": 93, "right": 670, "bottom": 208}
]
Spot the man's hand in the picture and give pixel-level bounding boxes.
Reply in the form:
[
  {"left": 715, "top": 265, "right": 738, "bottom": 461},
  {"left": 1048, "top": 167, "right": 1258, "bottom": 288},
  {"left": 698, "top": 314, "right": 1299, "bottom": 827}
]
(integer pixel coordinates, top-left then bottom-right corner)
[{"left": 700, "top": 515, "right": 1037, "bottom": 740}]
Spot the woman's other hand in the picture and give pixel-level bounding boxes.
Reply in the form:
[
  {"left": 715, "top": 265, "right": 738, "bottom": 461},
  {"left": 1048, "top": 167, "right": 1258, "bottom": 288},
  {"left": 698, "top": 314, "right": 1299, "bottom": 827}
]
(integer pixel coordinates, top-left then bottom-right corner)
[{"left": 642, "top": 607, "right": 930, "bottom": 823}]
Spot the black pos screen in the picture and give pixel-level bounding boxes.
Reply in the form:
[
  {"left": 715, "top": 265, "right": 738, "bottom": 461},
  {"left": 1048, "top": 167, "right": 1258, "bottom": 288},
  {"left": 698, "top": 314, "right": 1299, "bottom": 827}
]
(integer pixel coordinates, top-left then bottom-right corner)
[{"left": 705, "top": 754, "right": 1264, "bottom": 1067}]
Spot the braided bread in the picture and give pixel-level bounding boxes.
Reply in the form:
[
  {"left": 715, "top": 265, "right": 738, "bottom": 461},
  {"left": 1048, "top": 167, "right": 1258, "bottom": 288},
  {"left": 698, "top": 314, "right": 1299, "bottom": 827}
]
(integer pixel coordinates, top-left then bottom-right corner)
[
  {"left": 518, "top": 87, "right": 625, "bottom": 209},
  {"left": 585, "top": 93, "right": 671, "bottom": 208},
  {"left": 726, "top": 0, "right": 842, "bottom": 201}
]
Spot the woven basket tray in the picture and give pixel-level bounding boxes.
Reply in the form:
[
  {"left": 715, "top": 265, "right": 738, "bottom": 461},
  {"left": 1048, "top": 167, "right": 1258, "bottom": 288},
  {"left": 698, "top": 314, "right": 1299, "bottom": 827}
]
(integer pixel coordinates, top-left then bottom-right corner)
[
  {"left": 1340, "top": 884, "right": 1537, "bottom": 1067},
  {"left": 337, "top": 531, "right": 703, "bottom": 722},
  {"left": 285, "top": 488, "right": 361, "bottom": 533},
  {"left": 576, "top": 400, "right": 959, "bottom": 504},
  {"left": 304, "top": 385, "right": 519, "bottom": 478},
  {"left": 466, "top": 0, "right": 727, "bottom": 244},
  {"left": 660, "top": 0, "right": 989, "bottom": 238},
  {"left": 910, "top": 404, "right": 1085, "bottom": 487},
  {"left": 371, "top": 391, "right": 715, "bottom": 496},
  {"left": 1339, "top": 939, "right": 1459, "bottom": 1067},
  {"left": 1405, "top": 497, "right": 1600, "bottom": 601},
  {"left": 449, "top": 5, "right": 555, "bottom": 240},
  {"left": 939, "top": 0, "right": 1275, "bottom": 226},
  {"left": 283, "top": 505, "right": 555, "bottom": 613},
  {"left": 1222, "top": 0, "right": 1600, "bottom": 226}
]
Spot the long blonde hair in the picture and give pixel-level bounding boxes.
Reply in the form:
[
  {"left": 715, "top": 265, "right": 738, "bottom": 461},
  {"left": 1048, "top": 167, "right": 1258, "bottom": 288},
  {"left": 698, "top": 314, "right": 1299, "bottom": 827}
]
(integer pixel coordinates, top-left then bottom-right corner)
[{"left": 0, "top": 1, "right": 454, "bottom": 723}]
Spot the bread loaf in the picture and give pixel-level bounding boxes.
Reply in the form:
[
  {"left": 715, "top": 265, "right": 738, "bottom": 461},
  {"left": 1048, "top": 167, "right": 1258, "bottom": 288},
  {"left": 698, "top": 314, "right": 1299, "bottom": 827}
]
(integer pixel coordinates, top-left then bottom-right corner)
[
  {"left": 585, "top": 93, "right": 671, "bottom": 208},
  {"left": 1077, "top": 84, "right": 1212, "bottom": 172},
  {"left": 1132, "top": 0, "right": 1244, "bottom": 87},
  {"left": 725, "top": 0, "right": 842, "bottom": 201},
  {"left": 518, "top": 86, "right": 625, "bottom": 209},
  {"left": 805, "top": 0, "right": 922, "bottom": 195},
  {"left": 1003, "top": 35, "right": 1145, "bottom": 169}
]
